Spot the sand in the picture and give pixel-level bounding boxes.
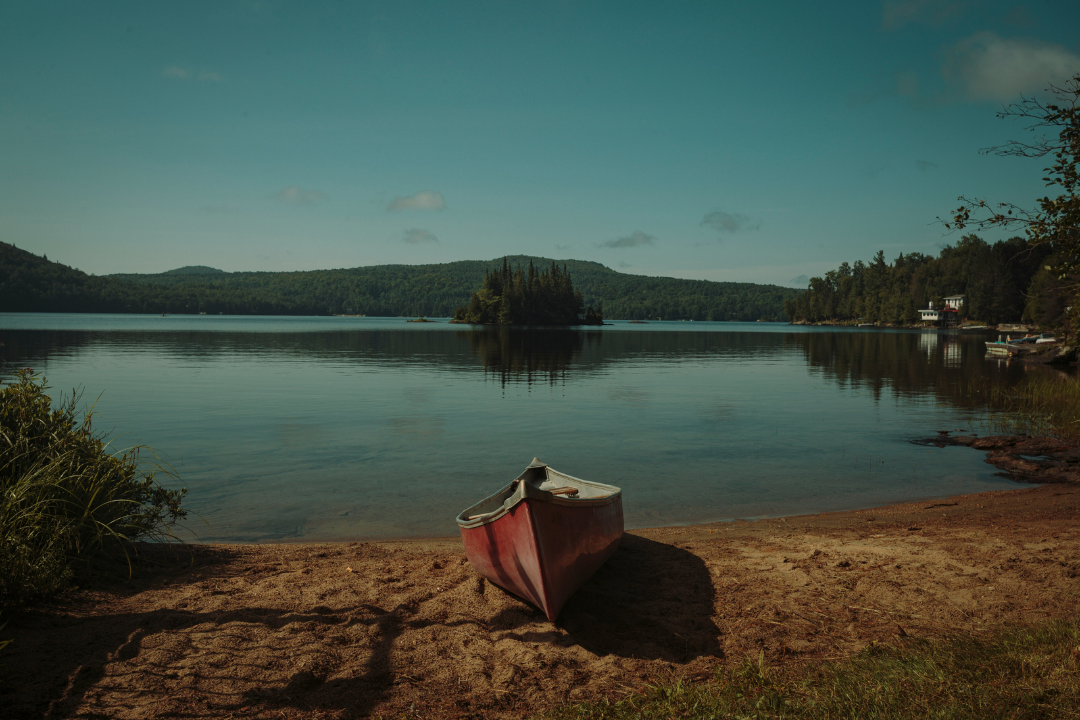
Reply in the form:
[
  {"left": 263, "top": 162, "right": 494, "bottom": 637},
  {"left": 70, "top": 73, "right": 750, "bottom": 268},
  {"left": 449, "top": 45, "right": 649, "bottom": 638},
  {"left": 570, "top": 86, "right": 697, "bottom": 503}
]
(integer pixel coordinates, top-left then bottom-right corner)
[{"left": 3, "top": 481, "right": 1079, "bottom": 719}]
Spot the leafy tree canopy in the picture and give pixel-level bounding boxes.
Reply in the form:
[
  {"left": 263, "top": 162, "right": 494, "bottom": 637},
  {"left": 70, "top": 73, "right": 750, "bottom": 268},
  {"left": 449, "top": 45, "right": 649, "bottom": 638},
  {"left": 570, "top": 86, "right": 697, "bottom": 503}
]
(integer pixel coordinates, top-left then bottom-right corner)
[{"left": 942, "top": 73, "right": 1080, "bottom": 327}]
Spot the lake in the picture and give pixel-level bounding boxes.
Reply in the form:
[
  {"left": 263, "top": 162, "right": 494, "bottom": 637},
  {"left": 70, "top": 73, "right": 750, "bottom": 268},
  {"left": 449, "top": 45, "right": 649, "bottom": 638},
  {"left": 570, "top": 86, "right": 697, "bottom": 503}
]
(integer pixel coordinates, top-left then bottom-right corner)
[{"left": 0, "top": 314, "right": 1036, "bottom": 542}]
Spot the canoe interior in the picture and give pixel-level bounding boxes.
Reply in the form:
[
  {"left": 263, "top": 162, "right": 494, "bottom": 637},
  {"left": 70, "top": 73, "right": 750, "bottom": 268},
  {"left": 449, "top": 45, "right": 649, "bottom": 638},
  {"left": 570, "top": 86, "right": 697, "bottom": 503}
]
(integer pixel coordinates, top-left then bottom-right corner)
[{"left": 456, "top": 462, "right": 621, "bottom": 528}]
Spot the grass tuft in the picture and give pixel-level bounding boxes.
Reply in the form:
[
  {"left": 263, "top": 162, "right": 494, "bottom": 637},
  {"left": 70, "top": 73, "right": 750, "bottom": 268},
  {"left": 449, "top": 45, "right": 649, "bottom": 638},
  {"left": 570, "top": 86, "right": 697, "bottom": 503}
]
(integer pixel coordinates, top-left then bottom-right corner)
[
  {"left": 542, "top": 620, "right": 1080, "bottom": 720},
  {"left": 967, "top": 374, "right": 1080, "bottom": 441},
  {"left": 0, "top": 368, "right": 187, "bottom": 612}
]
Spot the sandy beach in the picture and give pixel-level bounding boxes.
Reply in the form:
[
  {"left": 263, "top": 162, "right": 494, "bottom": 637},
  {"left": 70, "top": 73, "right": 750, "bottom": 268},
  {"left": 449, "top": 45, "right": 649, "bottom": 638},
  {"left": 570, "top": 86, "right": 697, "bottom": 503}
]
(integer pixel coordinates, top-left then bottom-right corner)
[{"left": 4, "top": 478, "right": 1079, "bottom": 719}]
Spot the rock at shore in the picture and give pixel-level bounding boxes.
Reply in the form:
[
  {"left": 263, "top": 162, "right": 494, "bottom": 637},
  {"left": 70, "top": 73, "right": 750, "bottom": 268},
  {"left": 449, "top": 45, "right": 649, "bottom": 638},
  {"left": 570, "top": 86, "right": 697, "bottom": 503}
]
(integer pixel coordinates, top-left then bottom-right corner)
[{"left": 913, "top": 433, "right": 1080, "bottom": 484}]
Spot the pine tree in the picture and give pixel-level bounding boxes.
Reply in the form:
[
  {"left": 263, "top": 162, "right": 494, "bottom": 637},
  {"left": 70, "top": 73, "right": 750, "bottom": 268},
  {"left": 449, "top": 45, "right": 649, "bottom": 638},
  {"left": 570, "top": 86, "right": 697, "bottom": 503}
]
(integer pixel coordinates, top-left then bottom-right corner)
[{"left": 451, "top": 258, "right": 595, "bottom": 325}]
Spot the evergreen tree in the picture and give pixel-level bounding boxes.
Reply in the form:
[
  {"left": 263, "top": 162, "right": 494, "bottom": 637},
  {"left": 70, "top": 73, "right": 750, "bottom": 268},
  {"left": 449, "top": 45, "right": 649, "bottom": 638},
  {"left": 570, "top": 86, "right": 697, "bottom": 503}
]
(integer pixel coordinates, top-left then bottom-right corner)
[
  {"left": 786, "top": 236, "right": 1052, "bottom": 325},
  {"left": 451, "top": 258, "right": 600, "bottom": 325}
]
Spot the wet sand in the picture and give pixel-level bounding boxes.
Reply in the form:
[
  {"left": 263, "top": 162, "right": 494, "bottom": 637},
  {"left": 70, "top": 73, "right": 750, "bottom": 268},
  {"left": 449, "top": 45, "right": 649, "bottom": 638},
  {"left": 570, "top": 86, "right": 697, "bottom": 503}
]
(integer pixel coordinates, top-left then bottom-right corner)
[{"left": 4, "top": 483, "right": 1079, "bottom": 719}]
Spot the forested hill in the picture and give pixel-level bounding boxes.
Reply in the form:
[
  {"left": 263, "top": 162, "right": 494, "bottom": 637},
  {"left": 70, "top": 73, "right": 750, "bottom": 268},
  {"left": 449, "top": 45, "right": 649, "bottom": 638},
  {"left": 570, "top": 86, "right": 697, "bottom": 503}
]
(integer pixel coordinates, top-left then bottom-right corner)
[
  {"left": 0, "top": 243, "right": 799, "bottom": 320},
  {"left": 784, "top": 235, "right": 1058, "bottom": 325}
]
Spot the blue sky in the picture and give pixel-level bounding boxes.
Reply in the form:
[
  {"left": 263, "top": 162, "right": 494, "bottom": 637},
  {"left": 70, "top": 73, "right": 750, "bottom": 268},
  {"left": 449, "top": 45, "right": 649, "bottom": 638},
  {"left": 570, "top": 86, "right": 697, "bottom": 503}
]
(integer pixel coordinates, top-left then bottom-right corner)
[{"left": 2, "top": 1, "right": 1079, "bottom": 286}]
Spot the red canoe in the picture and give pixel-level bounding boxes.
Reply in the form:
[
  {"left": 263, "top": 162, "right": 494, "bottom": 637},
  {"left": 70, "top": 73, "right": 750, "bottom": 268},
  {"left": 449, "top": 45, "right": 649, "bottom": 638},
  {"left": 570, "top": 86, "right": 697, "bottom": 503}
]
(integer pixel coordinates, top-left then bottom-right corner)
[{"left": 456, "top": 458, "right": 623, "bottom": 622}]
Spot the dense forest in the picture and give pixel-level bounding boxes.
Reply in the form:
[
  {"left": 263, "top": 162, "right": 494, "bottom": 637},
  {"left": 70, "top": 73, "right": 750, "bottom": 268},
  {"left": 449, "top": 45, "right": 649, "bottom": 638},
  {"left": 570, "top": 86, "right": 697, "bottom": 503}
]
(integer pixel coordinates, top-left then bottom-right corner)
[
  {"left": 452, "top": 259, "right": 601, "bottom": 325},
  {"left": 784, "top": 235, "right": 1060, "bottom": 325},
  {"left": 0, "top": 243, "right": 800, "bottom": 321}
]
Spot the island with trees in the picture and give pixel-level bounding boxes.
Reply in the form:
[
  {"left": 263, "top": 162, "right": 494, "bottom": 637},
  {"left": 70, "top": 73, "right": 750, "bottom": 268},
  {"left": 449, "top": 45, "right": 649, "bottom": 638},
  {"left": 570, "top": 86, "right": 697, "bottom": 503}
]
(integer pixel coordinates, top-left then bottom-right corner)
[{"left": 451, "top": 259, "right": 603, "bottom": 325}]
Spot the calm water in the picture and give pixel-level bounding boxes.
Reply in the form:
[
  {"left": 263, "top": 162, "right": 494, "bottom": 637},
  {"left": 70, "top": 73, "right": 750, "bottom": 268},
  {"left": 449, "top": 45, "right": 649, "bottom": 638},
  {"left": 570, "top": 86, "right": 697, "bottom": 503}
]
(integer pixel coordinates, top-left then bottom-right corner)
[{"left": 0, "top": 314, "right": 1038, "bottom": 542}]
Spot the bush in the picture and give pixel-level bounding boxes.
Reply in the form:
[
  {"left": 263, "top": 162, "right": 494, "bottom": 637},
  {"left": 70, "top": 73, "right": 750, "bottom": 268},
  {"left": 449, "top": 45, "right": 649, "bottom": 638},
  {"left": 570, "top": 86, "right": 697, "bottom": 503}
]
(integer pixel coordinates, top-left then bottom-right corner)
[{"left": 0, "top": 368, "right": 186, "bottom": 610}]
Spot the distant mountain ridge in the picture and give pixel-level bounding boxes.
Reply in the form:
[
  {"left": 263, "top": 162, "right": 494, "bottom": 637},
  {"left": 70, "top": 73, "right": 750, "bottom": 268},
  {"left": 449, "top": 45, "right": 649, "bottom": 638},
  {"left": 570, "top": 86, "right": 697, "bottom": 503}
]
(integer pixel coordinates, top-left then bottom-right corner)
[
  {"left": 1, "top": 243, "right": 800, "bottom": 320},
  {"left": 161, "top": 265, "right": 226, "bottom": 275}
]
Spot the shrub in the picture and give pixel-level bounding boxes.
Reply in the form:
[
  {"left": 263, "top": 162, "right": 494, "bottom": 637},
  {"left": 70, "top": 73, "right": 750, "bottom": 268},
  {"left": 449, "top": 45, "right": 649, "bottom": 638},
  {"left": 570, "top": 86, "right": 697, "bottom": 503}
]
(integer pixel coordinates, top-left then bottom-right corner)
[{"left": 0, "top": 368, "right": 186, "bottom": 610}]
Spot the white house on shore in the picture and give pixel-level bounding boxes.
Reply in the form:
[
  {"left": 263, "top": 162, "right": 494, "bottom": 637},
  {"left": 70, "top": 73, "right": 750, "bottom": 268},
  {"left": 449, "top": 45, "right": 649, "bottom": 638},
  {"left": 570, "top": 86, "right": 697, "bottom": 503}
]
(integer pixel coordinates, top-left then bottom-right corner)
[
  {"left": 919, "top": 298, "right": 961, "bottom": 324},
  {"left": 944, "top": 294, "right": 965, "bottom": 313}
]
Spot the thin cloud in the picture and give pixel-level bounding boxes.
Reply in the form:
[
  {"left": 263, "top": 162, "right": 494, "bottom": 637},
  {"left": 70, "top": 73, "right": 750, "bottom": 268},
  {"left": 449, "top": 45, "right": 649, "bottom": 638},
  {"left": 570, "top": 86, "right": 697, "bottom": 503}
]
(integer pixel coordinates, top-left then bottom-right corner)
[
  {"left": 274, "top": 186, "right": 328, "bottom": 206},
  {"left": 198, "top": 70, "right": 222, "bottom": 82},
  {"left": 701, "top": 211, "right": 761, "bottom": 236},
  {"left": 201, "top": 204, "right": 239, "bottom": 215},
  {"left": 401, "top": 228, "right": 438, "bottom": 244},
  {"left": 862, "top": 162, "right": 886, "bottom": 179},
  {"left": 388, "top": 190, "right": 446, "bottom": 211},
  {"left": 597, "top": 231, "right": 656, "bottom": 249},
  {"left": 943, "top": 32, "right": 1080, "bottom": 102},
  {"left": 881, "top": 0, "right": 968, "bottom": 30},
  {"left": 915, "top": 159, "right": 939, "bottom": 172},
  {"left": 162, "top": 65, "right": 190, "bottom": 79}
]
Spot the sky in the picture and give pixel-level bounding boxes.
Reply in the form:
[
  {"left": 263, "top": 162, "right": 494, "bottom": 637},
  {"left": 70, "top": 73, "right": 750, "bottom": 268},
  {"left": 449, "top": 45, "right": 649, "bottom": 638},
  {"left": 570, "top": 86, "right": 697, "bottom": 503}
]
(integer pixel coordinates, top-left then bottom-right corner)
[{"left": 2, "top": 1, "right": 1079, "bottom": 286}]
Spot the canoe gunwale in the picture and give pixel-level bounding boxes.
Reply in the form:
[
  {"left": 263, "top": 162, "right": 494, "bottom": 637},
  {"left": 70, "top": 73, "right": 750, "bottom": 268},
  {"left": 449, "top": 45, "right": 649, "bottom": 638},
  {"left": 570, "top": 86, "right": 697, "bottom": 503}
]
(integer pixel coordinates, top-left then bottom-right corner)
[{"left": 455, "top": 465, "right": 621, "bottom": 530}]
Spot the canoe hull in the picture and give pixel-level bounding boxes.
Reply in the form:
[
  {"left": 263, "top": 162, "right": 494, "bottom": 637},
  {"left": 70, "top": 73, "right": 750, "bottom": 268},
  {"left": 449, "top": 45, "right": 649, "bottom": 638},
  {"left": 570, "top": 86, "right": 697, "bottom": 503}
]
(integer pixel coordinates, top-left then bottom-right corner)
[{"left": 460, "top": 493, "right": 623, "bottom": 621}]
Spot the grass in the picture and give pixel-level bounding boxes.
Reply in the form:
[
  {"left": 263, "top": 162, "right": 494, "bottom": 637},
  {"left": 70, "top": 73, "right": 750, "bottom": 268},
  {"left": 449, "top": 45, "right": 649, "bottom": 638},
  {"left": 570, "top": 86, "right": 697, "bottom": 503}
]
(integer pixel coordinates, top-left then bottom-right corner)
[
  {"left": 0, "top": 368, "right": 187, "bottom": 612},
  {"left": 542, "top": 620, "right": 1080, "bottom": 720},
  {"left": 968, "top": 374, "right": 1080, "bottom": 442}
]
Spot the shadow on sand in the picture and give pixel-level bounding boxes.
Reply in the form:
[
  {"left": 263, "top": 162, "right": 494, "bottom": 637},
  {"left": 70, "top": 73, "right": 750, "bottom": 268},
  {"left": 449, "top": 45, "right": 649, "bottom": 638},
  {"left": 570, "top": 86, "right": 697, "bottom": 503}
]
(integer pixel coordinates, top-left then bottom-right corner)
[
  {"left": 485, "top": 533, "right": 722, "bottom": 663},
  {"left": 2, "top": 534, "right": 719, "bottom": 719}
]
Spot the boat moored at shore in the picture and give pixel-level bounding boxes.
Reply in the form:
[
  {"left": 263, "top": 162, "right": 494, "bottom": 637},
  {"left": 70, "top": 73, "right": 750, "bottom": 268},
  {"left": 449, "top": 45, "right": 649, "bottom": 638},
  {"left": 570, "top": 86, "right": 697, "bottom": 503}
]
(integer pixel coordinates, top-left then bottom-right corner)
[{"left": 456, "top": 459, "right": 623, "bottom": 622}]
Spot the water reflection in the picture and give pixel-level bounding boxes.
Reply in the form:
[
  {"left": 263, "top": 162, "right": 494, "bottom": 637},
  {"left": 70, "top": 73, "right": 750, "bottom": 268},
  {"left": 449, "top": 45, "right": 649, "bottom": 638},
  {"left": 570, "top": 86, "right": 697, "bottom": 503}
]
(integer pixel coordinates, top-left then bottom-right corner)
[
  {"left": 463, "top": 328, "right": 596, "bottom": 386},
  {"left": 0, "top": 320, "right": 1036, "bottom": 540},
  {"left": 791, "top": 330, "right": 1031, "bottom": 406},
  {"left": 3, "top": 325, "right": 1049, "bottom": 408},
  {"left": 3, "top": 327, "right": 794, "bottom": 381}
]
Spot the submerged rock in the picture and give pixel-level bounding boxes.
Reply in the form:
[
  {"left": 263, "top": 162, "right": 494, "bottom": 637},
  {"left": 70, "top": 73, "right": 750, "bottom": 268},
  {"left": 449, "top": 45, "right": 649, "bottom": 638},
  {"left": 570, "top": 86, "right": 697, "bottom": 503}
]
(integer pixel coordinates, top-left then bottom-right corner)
[{"left": 912, "top": 432, "right": 1080, "bottom": 485}]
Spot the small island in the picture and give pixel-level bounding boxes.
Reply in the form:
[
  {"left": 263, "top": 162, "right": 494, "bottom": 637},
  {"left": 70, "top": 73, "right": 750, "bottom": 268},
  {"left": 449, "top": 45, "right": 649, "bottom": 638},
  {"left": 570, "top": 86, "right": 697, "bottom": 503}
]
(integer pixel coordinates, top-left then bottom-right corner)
[
  {"left": 451, "top": 258, "right": 603, "bottom": 325},
  {"left": 406, "top": 317, "right": 437, "bottom": 323}
]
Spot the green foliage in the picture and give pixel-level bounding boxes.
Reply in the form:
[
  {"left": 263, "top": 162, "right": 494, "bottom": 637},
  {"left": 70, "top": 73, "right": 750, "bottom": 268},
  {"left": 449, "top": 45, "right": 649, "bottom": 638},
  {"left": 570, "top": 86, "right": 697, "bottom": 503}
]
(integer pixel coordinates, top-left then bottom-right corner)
[
  {"left": 1023, "top": 261, "right": 1073, "bottom": 326},
  {"left": 0, "top": 243, "right": 800, "bottom": 321},
  {"left": 452, "top": 259, "right": 597, "bottom": 325},
  {"left": 786, "top": 235, "right": 1052, "bottom": 324},
  {"left": 542, "top": 620, "right": 1080, "bottom": 720},
  {"left": 0, "top": 369, "right": 186, "bottom": 610},
  {"left": 944, "top": 73, "right": 1080, "bottom": 331}
]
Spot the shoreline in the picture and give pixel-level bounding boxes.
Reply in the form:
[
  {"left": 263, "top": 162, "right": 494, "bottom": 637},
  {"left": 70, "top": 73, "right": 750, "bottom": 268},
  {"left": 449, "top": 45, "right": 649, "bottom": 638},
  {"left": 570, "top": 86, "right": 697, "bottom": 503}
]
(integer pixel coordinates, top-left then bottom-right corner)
[
  {"left": 5, "top": 476, "right": 1078, "bottom": 719},
  {"left": 4, "top": 433, "right": 1078, "bottom": 718},
  {"left": 202, "top": 432, "right": 1080, "bottom": 547}
]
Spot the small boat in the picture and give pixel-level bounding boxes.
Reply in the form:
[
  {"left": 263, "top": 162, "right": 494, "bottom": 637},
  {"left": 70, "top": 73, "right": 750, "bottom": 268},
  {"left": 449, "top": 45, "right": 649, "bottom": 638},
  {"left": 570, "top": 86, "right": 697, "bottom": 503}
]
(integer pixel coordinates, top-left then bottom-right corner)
[
  {"left": 456, "top": 459, "right": 623, "bottom": 621},
  {"left": 985, "top": 334, "right": 1039, "bottom": 356},
  {"left": 1035, "top": 333, "right": 1056, "bottom": 344}
]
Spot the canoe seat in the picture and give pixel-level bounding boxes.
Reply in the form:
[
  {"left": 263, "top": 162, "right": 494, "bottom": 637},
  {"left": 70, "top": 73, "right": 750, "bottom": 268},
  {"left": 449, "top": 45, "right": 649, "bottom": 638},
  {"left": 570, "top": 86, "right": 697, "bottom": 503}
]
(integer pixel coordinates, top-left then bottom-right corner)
[{"left": 547, "top": 486, "right": 579, "bottom": 497}]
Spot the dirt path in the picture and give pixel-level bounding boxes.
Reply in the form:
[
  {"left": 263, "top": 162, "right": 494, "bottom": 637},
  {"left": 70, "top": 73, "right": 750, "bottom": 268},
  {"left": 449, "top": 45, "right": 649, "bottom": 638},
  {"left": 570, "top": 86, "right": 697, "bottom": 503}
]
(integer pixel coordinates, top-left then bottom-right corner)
[{"left": 4, "top": 484, "right": 1078, "bottom": 719}]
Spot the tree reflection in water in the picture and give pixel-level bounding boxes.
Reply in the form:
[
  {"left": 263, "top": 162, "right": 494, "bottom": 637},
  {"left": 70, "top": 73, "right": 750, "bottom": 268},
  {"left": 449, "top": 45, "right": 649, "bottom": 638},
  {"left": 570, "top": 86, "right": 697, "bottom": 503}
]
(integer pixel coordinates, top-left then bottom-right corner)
[
  {"left": 790, "top": 330, "right": 1069, "bottom": 412},
  {"left": 461, "top": 327, "right": 603, "bottom": 387}
]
